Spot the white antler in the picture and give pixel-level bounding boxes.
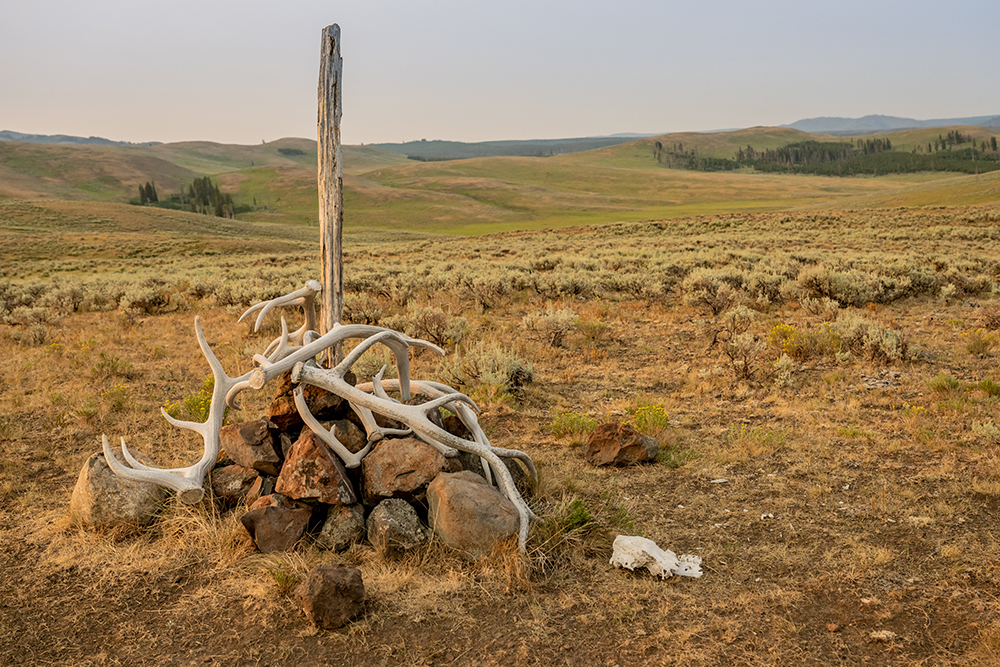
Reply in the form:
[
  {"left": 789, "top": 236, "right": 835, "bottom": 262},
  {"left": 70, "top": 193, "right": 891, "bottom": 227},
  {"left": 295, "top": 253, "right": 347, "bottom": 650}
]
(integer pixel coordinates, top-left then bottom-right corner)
[
  {"left": 292, "top": 330, "right": 537, "bottom": 553},
  {"left": 101, "top": 316, "right": 251, "bottom": 504},
  {"left": 239, "top": 280, "right": 322, "bottom": 360}
]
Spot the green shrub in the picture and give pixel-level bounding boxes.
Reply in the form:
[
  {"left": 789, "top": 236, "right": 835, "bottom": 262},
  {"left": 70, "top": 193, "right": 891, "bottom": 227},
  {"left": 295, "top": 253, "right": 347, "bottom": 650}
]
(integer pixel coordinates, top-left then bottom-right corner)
[
  {"left": 549, "top": 410, "right": 599, "bottom": 440},
  {"left": 834, "top": 311, "right": 915, "bottom": 363},
  {"left": 441, "top": 340, "right": 534, "bottom": 398}
]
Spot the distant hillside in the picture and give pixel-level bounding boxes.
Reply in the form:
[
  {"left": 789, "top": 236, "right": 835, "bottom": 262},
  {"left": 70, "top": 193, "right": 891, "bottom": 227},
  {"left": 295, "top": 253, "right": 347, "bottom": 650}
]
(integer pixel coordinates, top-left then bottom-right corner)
[
  {"left": 0, "top": 130, "right": 160, "bottom": 146},
  {"left": 371, "top": 136, "right": 638, "bottom": 161},
  {"left": 786, "top": 114, "right": 1000, "bottom": 135}
]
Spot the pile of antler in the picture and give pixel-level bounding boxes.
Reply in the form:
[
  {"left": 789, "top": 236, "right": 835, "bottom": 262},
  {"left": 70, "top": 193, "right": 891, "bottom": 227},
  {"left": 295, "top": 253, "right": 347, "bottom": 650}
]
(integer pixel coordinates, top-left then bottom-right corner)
[{"left": 102, "top": 281, "right": 537, "bottom": 552}]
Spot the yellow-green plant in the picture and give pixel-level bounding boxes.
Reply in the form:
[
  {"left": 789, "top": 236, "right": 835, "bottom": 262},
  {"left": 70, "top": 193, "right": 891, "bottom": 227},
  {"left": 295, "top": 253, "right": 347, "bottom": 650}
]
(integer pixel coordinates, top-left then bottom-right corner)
[
  {"left": 549, "top": 410, "right": 598, "bottom": 440},
  {"left": 962, "top": 327, "right": 998, "bottom": 355},
  {"left": 625, "top": 404, "right": 670, "bottom": 437}
]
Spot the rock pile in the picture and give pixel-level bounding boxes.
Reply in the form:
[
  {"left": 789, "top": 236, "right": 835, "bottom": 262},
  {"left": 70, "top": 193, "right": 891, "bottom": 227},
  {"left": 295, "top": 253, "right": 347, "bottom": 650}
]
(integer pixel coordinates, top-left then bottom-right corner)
[{"left": 210, "top": 372, "right": 531, "bottom": 559}]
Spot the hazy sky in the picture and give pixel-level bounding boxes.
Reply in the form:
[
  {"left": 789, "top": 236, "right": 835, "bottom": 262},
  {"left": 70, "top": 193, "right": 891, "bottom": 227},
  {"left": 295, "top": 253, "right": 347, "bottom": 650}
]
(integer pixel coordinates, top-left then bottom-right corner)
[{"left": 2, "top": 0, "right": 999, "bottom": 145}]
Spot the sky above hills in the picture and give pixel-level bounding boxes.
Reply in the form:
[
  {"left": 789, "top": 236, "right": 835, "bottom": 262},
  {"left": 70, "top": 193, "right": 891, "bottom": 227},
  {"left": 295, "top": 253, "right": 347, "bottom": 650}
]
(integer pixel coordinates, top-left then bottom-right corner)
[{"left": 2, "top": 0, "right": 999, "bottom": 146}]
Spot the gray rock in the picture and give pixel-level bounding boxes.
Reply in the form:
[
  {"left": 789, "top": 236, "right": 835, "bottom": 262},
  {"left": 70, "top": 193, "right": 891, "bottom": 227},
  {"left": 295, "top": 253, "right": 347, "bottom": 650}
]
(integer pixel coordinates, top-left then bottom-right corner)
[
  {"left": 456, "top": 450, "right": 534, "bottom": 496},
  {"left": 427, "top": 471, "right": 519, "bottom": 560},
  {"left": 315, "top": 504, "right": 365, "bottom": 551},
  {"left": 210, "top": 464, "right": 259, "bottom": 507},
  {"left": 294, "top": 563, "right": 365, "bottom": 630},
  {"left": 70, "top": 450, "right": 169, "bottom": 531},
  {"left": 366, "top": 498, "right": 427, "bottom": 557}
]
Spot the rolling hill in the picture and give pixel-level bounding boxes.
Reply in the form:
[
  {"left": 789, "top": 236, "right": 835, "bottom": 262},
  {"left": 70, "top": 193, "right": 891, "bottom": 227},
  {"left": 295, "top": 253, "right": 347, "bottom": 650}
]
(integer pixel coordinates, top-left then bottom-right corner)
[{"left": 0, "top": 126, "right": 997, "bottom": 235}]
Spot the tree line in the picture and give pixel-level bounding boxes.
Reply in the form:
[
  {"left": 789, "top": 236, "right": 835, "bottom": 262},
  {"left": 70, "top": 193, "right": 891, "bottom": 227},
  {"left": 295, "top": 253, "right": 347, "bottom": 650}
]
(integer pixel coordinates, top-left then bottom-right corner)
[{"left": 654, "top": 134, "right": 1000, "bottom": 176}]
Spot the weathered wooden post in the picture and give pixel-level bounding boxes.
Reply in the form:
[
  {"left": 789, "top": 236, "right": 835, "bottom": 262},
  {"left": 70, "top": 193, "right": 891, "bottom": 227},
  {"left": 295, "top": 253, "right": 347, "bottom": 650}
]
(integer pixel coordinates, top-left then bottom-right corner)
[{"left": 318, "top": 23, "right": 343, "bottom": 360}]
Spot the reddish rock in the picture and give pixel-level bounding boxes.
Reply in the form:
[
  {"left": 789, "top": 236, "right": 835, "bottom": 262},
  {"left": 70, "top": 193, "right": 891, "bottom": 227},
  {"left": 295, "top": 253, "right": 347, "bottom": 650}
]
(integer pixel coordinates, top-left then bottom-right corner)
[
  {"left": 294, "top": 563, "right": 365, "bottom": 630},
  {"left": 240, "top": 493, "right": 312, "bottom": 553},
  {"left": 276, "top": 431, "right": 356, "bottom": 505},
  {"left": 367, "top": 498, "right": 428, "bottom": 557},
  {"left": 268, "top": 369, "right": 354, "bottom": 431},
  {"left": 584, "top": 423, "right": 659, "bottom": 466},
  {"left": 220, "top": 419, "right": 282, "bottom": 476},
  {"left": 443, "top": 414, "right": 472, "bottom": 440},
  {"left": 70, "top": 450, "right": 168, "bottom": 531},
  {"left": 360, "top": 436, "right": 449, "bottom": 506},
  {"left": 315, "top": 504, "right": 365, "bottom": 551},
  {"left": 427, "top": 471, "right": 519, "bottom": 559},
  {"left": 210, "top": 464, "right": 259, "bottom": 507}
]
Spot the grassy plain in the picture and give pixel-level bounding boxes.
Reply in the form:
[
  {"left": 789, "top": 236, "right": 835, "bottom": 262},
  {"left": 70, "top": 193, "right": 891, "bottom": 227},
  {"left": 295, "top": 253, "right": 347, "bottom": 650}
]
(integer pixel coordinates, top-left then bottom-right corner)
[{"left": 2, "top": 195, "right": 1000, "bottom": 665}]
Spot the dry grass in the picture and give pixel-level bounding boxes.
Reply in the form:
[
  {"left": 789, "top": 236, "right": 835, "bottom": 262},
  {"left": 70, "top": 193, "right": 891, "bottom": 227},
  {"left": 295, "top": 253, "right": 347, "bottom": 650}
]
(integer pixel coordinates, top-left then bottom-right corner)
[{"left": 3, "top": 200, "right": 1000, "bottom": 664}]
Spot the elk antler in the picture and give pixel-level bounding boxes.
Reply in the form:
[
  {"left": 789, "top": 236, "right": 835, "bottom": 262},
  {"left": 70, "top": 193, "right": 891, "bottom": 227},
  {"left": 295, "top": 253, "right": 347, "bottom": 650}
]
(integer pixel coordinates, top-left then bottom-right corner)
[
  {"left": 239, "top": 280, "right": 322, "bottom": 360},
  {"left": 101, "top": 317, "right": 252, "bottom": 504},
  {"left": 292, "top": 330, "right": 537, "bottom": 553}
]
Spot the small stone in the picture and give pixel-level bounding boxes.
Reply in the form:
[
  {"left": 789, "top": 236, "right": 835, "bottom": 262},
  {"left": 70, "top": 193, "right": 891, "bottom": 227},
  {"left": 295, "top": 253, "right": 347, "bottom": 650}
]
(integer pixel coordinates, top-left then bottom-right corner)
[
  {"left": 276, "top": 431, "right": 356, "bottom": 505},
  {"left": 315, "top": 504, "right": 366, "bottom": 551},
  {"left": 442, "top": 415, "right": 472, "bottom": 440},
  {"left": 70, "top": 450, "right": 169, "bottom": 530},
  {"left": 240, "top": 494, "right": 313, "bottom": 553},
  {"left": 220, "top": 419, "right": 282, "bottom": 476},
  {"left": 360, "top": 437, "right": 448, "bottom": 506},
  {"left": 320, "top": 419, "right": 367, "bottom": 454},
  {"left": 366, "top": 498, "right": 427, "bottom": 557},
  {"left": 456, "top": 450, "right": 533, "bottom": 495},
  {"left": 826, "top": 623, "right": 839, "bottom": 633},
  {"left": 427, "top": 471, "right": 519, "bottom": 560},
  {"left": 210, "top": 464, "right": 259, "bottom": 507},
  {"left": 584, "top": 423, "right": 659, "bottom": 466},
  {"left": 294, "top": 563, "right": 364, "bottom": 630},
  {"left": 246, "top": 475, "right": 276, "bottom": 505}
]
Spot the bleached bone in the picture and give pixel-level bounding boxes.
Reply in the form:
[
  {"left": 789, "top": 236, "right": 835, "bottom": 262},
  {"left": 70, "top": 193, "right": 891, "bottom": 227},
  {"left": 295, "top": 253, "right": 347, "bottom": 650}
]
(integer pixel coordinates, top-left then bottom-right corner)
[
  {"left": 239, "top": 280, "right": 322, "bottom": 359},
  {"left": 101, "top": 317, "right": 252, "bottom": 504},
  {"left": 292, "top": 330, "right": 537, "bottom": 553},
  {"left": 610, "top": 535, "right": 703, "bottom": 579},
  {"left": 358, "top": 377, "right": 538, "bottom": 488},
  {"left": 293, "top": 385, "right": 373, "bottom": 468},
  {"left": 244, "top": 323, "right": 444, "bottom": 402}
]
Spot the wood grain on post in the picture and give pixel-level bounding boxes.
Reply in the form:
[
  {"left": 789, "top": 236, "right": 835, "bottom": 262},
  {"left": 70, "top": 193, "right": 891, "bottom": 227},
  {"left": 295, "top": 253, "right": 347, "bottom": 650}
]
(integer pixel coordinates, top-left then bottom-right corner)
[{"left": 318, "top": 24, "right": 343, "bottom": 352}]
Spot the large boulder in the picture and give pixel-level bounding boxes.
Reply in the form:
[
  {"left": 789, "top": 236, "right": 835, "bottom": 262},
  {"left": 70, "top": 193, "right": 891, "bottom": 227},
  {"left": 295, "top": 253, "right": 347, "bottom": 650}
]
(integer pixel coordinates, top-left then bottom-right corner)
[
  {"left": 427, "top": 471, "right": 519, "bottom": 559},
  {"left": 584, "top": 423, "right": 659, "bottom": 466},
  {"left": 360, "top": 437, "right": 450, "bottom": 506},
  {"left": 276, "top": 431, "right": 356, "bottom": 505},
  {"left": 315, "top": 504, "right": 366, "bottom": 552},
  {"left": 294, "top": 563, "right": 365, "bottom": 630},
  {"left": 366, "top": 498, "right": 428, "bottom": 557},
  {"left": 70, "top": 450, "right": 169, "bottom": 530},
  {"left": 220, "top": 419, "right": 282, "bottom": 476},
  {"left": 240, "top": 493, "right": 313, "bottom": 553}
]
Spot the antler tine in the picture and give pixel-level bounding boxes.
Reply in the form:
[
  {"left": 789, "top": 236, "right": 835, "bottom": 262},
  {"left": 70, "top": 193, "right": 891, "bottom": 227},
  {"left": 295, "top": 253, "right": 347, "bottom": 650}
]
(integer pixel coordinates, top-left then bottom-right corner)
[
  {"left": 293, "top": 386, "right": 371, "bottom": 468},
  {"left": 239, "top": 280, "right": 322, "bottom": 332},
  {"left": 102, "top": 316, "right": 252, "bottom": 504},
  {"left": 358, "top": 378, "right": 537, "bottom": 487},
  {"left": 294, "top": 354, "right": 536, "bottom": 553},
  {"left": 248, "top": 324, "right": 443, "bottom": 392}
]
